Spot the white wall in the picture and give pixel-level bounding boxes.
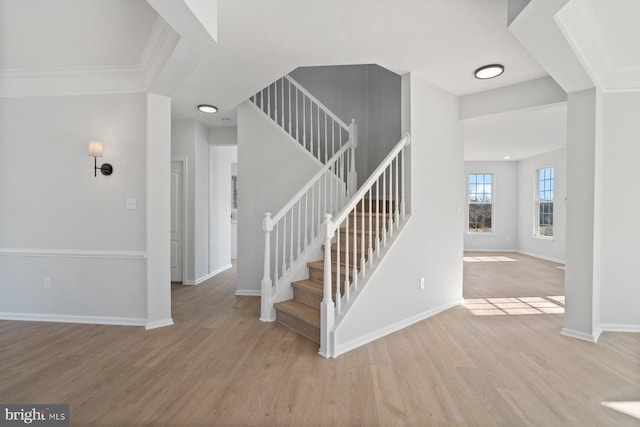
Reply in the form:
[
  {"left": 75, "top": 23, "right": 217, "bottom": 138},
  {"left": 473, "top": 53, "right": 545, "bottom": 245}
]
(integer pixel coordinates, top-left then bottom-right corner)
[
  {"left": 236, "top": 102, "right": 322, "bottom": 294},
  {"left": 289, "top": 65, "right": 401, "bottom": 185},
  {"left": 335, "top": 73, "right": 464, "bottom": 352},
  {"left": 146, "top": 93, "right": 173, "bottom": 328},
  {"left": 208, "top": 126, "right": 237, "bottom": 146},
  {"left": 194, "top": 122, "right": 210, "bottom": 281},
  {"left": 598, "top": 91, "right": 640, "bottom": 328},
  {"left": 464, "top": 161, "right": 519, "bottom": 251},
  {"left": 564, "top": 88, "right": 597, "bottom": 339},
  {"left": 517, "top": 148, "right": 566, "bottom": 262},
  {"left": 171, "top": 119, "right": 213, "bottom": 284},
  {"left": 210, "top": 145, "right": 237, "bottom": 269},
  {"left": 0, "top": 94, "right": 148, "bottom": 323}
]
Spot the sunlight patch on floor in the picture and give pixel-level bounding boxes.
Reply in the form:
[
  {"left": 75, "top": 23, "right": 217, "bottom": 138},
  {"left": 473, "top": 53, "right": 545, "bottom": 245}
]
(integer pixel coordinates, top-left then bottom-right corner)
[
  {"left": 463, "top": 296, "right": 565, "bottom": 316},
  {"left": 463, "top": 256, "right": 517, "bottom": 263},
  {"left": 602, "top": 401, "right": 640, "bottom": 420}
]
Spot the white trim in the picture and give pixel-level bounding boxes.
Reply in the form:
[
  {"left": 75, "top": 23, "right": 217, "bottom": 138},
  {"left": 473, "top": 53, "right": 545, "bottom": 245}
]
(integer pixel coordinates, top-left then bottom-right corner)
[
  {"left": 463, "top": 248, "right": 518, "bottom": 253},
  {"left": 0, "top": 312, "right": 146, "bottom": 327},
  {"left": 235, "top": 290, "right": 261, "bottom": 296},
  {"left": 138, "top": 16, "right": 179, "bottom": 88},
  {"left": 184, "top": 264, "right": 233, "bottom": 285},
  {"left": 600, "top": 324, "right": 640, "bottom": 334},
  {"left": 334, "top": 299, "right": 462, "bottom": 357},
  {"left": 516, "top": 250, "right": 565, "bottom": 265},
  {"left": 0, "top": 248, "right": 147, "bottom": 259},
  {"left": 561, "top": 327, "right": 599, "bottom": 343},
  {"left": 145, "top": 318, "right": 174, "bottom": 330}
]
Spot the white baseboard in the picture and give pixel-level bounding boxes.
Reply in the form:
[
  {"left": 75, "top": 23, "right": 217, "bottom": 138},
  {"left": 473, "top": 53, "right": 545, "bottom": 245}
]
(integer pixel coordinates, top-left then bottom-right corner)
[
  {"left": 184, "top": 264, "right": 233, "bottom": 285},
  {"left": 334, "top": 299, "right": 463, "bottom": 357},
  {"left": 464, "top": 248, "right": 517, "bottom": 253},
  {"left": 235, "top": 290, "right": 261, "bottom": 296},
  {"left": 561, "top": 327, "right": 599, "bottom": 343},
  {"left": 600, "top": 323, "right": 640, "bottom": 334},
  {"left": 0, "top": 248, "right": 147, "bottom": 259},
  {"left": 145, "top": 318, "right": 174, "bottom": 330},
  {"left": 517, "top": 251, "right": 565, "bottom": 265},
  {"left": 0, "top": 312, "right": 146, "bottom": 327}
]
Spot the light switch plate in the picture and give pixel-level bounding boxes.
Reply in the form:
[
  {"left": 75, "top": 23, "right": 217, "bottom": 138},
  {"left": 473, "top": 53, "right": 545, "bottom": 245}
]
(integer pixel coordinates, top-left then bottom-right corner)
[{"left": 126, "top": 198, "right": 137, "bottom": 210}]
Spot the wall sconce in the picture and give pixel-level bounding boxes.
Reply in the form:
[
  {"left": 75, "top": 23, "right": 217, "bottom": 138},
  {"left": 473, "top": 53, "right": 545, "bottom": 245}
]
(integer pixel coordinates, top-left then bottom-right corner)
[{"left": 88, "top": 140, "right": 113, "bottom": 176}]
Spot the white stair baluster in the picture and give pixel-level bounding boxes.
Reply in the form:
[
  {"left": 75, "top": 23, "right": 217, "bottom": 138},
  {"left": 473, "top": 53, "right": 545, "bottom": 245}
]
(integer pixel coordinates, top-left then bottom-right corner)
[
  {"left": 336, "top": 226, "right": 341, "bottom": 315},
  {"left": 353, "top": 207, "right": 358, "bottom": 289},
  {"left": 395, "top": 156, "right": 399, "bottom": 225},
  {"left": 401, "top": 146, "right": 406, "bottom": 220},
  {"left": 281, "top": 78, "right": 285, "bottom": 127},
  {"left": 360, "top": 195, "right": 365, "bottom": 277},
  {"left": 376, "top": 179, "right": 380, "bottom": 257},
  {"left": 288, "top": 79, "right": 292, "bottom": 135},
  {"left": 282, "top": 214, "right": 287, "bottom": 275},
  {"left": 345, "top": 214, "right": 350, "bottom": 303},
  {"left": 368, "top": 189, "right": 373, "bottom": 268},
  {"left": 297, "top": 200, "right": 301, "bottom": 257}
]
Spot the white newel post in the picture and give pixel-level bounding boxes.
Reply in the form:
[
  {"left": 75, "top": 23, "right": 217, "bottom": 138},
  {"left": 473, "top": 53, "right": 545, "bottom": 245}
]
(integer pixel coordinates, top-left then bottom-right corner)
[
  {"left": 349, "top": 119, "right": 358, "bottom": 196},
  {"left": 260, "top": 212, "right": 275, "bottom": 322},
  {"left": 319, "top": 213, "right": 335, "bottom": 358}
]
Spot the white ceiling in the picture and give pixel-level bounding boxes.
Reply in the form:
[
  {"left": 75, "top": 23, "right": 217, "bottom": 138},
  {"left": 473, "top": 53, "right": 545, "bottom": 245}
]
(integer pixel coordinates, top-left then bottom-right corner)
[
  {"left": 1, "top": 0, "right": 637, "bottom": 161},
  {"left": 0, "top": 0, "right": 157, "bottom": 71},
  {"left": 172, "top": 0, "right": 549, "bottom": 125},
  {"left": 463, "top": 103, "right": 567, "bottom": 161}
]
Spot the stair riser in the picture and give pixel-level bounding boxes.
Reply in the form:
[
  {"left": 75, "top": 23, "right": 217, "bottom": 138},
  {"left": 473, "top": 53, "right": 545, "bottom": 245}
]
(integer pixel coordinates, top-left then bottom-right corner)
[
  {"left": 276, "top": 310, "right": 320, "bottom": 344},
  {"left": 333, "top": 238, "right": 378, "bottom": 254},
  {"left": 309, "top": 266, "right": 357, "bottom": 284},
  {"left": 293, "top": 286, "right": 322, "bottom": 308},
  {"left": 356, "top": 200, "right": 397, "bottom": 212},
  {"left": 330, "top": 250, "right": 367, "bottom": 267}
]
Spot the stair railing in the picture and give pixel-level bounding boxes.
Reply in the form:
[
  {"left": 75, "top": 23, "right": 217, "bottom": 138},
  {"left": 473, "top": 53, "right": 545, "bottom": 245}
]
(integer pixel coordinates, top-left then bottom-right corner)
[
  {"left": 260, "top": 137, "right": 356, "bottom": 322},
  {"left": 249, "top": 75, "right": 357, "bottom": 190},
  {"left": 319, "top": 133, "right": 410, "bottom": 357}
]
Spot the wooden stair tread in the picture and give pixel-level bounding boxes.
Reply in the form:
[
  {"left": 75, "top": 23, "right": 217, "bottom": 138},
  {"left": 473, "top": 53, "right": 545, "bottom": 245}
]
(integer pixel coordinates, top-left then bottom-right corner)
[{"left": 275, "top": 300, "right": 320, "bottom": 328}]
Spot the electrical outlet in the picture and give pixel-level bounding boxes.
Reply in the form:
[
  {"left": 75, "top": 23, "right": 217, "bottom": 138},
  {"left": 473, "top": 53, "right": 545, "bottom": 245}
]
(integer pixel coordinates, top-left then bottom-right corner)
[
  {"left": 43, "top": 277, "right": 51, "bottom": 290},
  {"left": 419, "top": 277, "right": 425, "bottom": 290}
]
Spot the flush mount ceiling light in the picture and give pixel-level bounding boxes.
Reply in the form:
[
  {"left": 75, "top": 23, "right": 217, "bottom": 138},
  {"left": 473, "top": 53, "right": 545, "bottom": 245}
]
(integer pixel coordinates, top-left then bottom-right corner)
[
  {"left": 197, "top": 104, "right": 218, "bottom": 114},
  {"left": 474, "top": 64, "right": 504, "bottom": 79}
]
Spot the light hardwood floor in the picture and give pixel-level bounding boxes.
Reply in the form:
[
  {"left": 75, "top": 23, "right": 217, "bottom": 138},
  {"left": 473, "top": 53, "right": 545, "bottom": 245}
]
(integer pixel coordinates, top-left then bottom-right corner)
[{"left": 1, "top": 254, "right": 639, "bottom": 426}]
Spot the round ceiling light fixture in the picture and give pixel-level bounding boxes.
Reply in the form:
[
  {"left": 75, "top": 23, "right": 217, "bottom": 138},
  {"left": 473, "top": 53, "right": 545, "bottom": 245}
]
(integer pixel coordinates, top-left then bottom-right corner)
[
  {"left": 474, "top": 64, "right": 505, "bottom": 79},
  {"left": 197, "top": 104, "right": 218, "bottom": 114}
]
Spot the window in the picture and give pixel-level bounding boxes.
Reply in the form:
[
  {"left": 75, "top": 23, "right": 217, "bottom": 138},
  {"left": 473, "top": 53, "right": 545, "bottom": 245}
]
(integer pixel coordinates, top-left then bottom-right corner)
[
  {"left": 536, "top": 167, "right": 554, "bottom": 237},
  {"left": 468, "top": 173, "right": 493, "bottom": 233}
]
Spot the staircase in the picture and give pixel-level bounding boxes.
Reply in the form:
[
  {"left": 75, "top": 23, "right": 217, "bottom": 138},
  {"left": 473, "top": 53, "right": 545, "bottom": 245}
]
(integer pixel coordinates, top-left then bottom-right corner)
[
  {"left": 249, "top": 74, "right": 410, "bottom": 358},
  {"left": 275, "top": 201, "right": 393, "bottom": 343}
]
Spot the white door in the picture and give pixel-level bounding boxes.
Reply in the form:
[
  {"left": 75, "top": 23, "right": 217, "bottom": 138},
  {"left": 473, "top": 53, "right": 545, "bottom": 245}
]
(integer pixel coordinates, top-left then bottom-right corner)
[{"left": 170, "top": 161, "right": 184, "bottom": 283}]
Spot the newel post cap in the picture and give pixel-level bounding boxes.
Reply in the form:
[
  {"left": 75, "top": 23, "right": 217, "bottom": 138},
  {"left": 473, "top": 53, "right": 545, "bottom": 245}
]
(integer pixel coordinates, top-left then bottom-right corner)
[
  {"left": 323, "top": 213, "right": 336, "bottom": 240},
  {"left": 263, "top": 212, "right": 273, "bottom": 232}
]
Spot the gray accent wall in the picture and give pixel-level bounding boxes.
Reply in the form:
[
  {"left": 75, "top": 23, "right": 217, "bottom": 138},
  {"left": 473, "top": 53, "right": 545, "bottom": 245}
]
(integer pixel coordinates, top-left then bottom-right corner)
[{"left": 289, "top": 64, "right": 401, "bottom": 186}]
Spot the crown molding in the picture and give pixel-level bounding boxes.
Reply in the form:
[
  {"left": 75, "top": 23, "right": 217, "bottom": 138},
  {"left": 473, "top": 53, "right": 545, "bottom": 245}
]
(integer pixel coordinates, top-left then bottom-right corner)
[
  {"left": 0, "top": 15, "right": 178, "bottom": 98},
  {"left": 555, "top": 0, "right": 640, "bottom": 92},
  {"left": 139, "top": 15, "right": 180, "bottom": 89}
]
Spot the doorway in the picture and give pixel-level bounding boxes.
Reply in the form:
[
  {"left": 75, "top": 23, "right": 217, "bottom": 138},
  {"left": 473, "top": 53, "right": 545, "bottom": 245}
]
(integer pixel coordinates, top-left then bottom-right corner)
[{"left": 171, "top": 160, "right": 186, "bottom": 283}]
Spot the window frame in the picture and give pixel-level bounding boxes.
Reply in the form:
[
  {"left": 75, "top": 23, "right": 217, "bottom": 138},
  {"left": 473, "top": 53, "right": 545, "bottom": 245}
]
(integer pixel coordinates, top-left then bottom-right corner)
[
  {"left": 467, "top": 172, "right": 494, "bottom": 234},
  {"left": 534, "top": 166, "right": 554, "bottom": 239}
]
